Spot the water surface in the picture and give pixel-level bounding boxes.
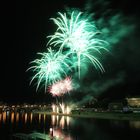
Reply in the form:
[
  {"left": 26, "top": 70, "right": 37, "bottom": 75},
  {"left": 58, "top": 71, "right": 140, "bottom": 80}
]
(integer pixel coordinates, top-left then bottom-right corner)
[{"left": 0, "top": 111, "right": 140, "bottom": 140}]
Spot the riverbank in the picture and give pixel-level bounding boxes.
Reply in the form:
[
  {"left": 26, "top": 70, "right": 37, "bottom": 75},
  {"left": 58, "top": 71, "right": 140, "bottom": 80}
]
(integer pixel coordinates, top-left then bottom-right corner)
[{"left": 33, "top": 111, "right": 140, "bottom": 121}]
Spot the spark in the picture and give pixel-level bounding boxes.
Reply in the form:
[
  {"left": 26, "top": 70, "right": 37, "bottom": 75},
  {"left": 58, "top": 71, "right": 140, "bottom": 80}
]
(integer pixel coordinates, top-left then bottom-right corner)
[
  {"left": 47, "top": 11, "right": 109, "bottom": 77},
  {"left": 59, "top": 103, "right": 65, "bottom": 114},
  {"left": 66, "top": 106, "right": 71, "bottom": 114},
  {"left": 51, "top": 103, "right": 71, "bottom": 114},
  {"left": 27, "top": 48, "right": 71, "bottom": 91},
  {"left": 48, "top": 77, "right": 73, "bottom": 97},
  {"left": 52, "top": 104, "right": 56, "bottom": 112},
  {"left": 62, "top": 77, "right": 73, "bottom": 92}
]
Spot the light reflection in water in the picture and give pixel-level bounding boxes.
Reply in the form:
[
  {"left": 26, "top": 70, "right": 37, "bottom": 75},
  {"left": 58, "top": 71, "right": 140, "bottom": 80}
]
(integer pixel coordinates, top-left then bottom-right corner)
[
  {"left": 3, "top": 112, "right": 6, "bottom": 123},
  {"left": 0, "top": 113, "right": 2, "bottom": 122},
  {"left": 0, "top": 112, "right": 34, "bottom": 124},
  {"left": 6, "top": 111, "right": 10, "bottom": 121},
  {"left": 50, "top": 114, "right": 71, "bottom": 131},
  {"left": 0, "top": 112, "right": 72, "bottom": 129},
  {"left": 60, "top": 116, "right": 65, "bottom": 129},
  {"left": 11, "top": 112, "right": 14, "bottom": 123},
  {"left": 66, "top": 116, "right": 70, "bottom": 127},
  {"left": 51, "top": 115, "right": 55, "bottom": 126},
  {"left": 43, "top": 114, "right": 46, "bottom": 122},
  {"left": 55, "top": 115, "right": 58, "bottom": 126},
  {"left": 24, "top": 113, "right": 27, "bottom": 123},
  {"left": 30, "top": 113, "right": 33, "bottom": 123},
  {"left": 0, "top": 111, "right": 139, "bottom": 140},
  {"left": 21, "top": 113, "right": 23, "bottom": 119},
  {"left": 16, "top": 113, "right": 19, "bottom": 123},
  {"left": 39, "top": 113, "right": 41, "bottom": 123},
  {"left": 129, "top": 121, "right": 140, "bottom": 129}
]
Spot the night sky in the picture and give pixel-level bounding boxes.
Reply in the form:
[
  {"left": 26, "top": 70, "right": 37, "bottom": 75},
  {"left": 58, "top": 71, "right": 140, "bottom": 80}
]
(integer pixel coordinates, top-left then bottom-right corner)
[{"left": 2, "top": 0, "right": 140, "bottom": 104}]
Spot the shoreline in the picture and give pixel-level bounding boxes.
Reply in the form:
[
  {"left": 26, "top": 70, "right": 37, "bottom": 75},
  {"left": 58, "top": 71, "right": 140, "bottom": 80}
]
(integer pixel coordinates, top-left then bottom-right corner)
[{"left": 33, "top": 111, "right": 140, "bottom": 121}]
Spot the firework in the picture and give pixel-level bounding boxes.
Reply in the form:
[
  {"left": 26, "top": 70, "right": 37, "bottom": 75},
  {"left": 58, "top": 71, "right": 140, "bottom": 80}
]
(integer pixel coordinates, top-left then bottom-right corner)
[
  {"left": 47, "top": 11, "right": 109, "bottom": 77},
  {"left": 66, "top": 106, "right": 71, "bottom": 114},
  {"left": 62, "top": 77, "right": 72, "bottom": 92},
  {"left": 59, "top": 103, "right": 65, "bottom": 114},
  {"left": 27, "top": 48, "right": 71, "bottom": 91},
  {"left": 52, "top": 103, "right": 71, "bottom": 114},
  {"left": 56, "top": 106, "right": 59, "bottom": 113},
  {"left": 52, "top": 104, "right": 56, "bottom": 112},
  {"left": 49, "top": 82, "right": 63, "bottom": 97},
  {"left": 48, "top": 77, "right": 73, "bottom": 97}
]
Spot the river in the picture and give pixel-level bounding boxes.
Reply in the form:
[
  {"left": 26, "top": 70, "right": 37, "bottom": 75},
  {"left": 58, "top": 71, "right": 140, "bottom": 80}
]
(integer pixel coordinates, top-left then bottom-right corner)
[{"left": 0, "top": 111, "right": 140, "bottom": 140}]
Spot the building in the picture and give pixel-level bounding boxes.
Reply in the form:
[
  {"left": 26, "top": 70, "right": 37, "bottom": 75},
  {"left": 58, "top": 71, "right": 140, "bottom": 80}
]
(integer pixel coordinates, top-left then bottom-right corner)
[{"left": 126, "top": 97, "right": 140, "bottom": 107}]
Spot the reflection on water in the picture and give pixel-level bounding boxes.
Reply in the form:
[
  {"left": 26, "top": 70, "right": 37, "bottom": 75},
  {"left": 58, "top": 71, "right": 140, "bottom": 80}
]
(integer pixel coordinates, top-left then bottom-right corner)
[
  {"left": 51, "top": 114, "right": 71, "bottom": 130},
  {"left": 0, "top": 113, "right": 2, "bottom": 122},
  {"left": 3, "top": 111, "right": 6, "bottom": 123},
  {"left": 30, "top": 113, "right": 33, "bottom": 123},
  {"left": 24, "top": 113, "right": 27, "bottom": 124},
  {"left": 11, "top": 112, "right": 14, "bottom": 123},
  {"left": 43, "top": 114, "right": 46, "bottom": 123},
  {"left": 0, "top": 111, "right": 140, "bottom": 140},
  {"left": 0, "top": 112, "right": 35, "bottom": 124},
  {"left": 60, "top": 116, "right": 65, "bottom": 129},
  {"left": 0, "top": 111, "right": 72, "bottom": 139},
  {"left": 16, "top": 113, "right": 19, "bottom": 123},
  {"left": 129, "top": 121, "right": 140, "bottom": 129},
  {"left": 39, "top": 113, "right": 41, "bottom": 123},
  {"left": 52, "top": 115, "right": 55, "bottom": 126}
]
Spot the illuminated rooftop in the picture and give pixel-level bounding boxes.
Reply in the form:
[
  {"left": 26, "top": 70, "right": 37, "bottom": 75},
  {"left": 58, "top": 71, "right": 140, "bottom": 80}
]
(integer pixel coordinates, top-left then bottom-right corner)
[{"left": 126, "top": 97, "right": 140, "bottom": 107}]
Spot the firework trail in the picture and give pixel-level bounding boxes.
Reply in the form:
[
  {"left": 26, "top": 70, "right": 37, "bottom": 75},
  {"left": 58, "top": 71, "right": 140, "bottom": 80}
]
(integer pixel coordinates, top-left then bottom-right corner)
[
  {"left": 59, "top": 103, "right": 65, "bottom": 114},
  {"left": 52, "top": 103, "right": 72, "bottom": 114},
  {"left": 27, "top": 48, "right": 71, "bottom": 91},
  {"left": 47, "top": 11, "right": 109, "bottom": 77}
]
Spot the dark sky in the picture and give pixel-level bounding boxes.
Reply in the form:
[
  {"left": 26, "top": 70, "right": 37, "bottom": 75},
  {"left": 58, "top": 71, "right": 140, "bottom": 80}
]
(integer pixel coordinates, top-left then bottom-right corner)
[{"left": 2, "top": 0, "right": 140, "bottom": 104}]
